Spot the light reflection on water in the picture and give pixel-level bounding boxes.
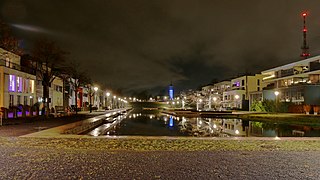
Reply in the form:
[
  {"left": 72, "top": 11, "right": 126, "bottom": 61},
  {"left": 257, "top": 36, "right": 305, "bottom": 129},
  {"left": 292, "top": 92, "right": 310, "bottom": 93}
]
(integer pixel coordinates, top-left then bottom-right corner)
[{"left": 87, "top": 111, "right": 320, "bottom": 137}]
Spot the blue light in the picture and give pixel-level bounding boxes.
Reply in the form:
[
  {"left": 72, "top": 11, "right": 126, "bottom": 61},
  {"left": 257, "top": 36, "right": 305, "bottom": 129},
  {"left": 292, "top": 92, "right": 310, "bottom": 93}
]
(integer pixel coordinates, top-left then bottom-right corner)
[
  {"left": 169, "top": 90, "right": 173, "bottom": 100},
  {"left": 169, "top": 116, "right": 174, "bottom": 127}
]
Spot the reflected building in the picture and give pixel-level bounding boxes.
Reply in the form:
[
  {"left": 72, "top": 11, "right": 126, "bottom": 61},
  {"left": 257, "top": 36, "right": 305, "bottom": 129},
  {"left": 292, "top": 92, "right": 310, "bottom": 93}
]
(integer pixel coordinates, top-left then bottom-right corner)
[{"left": 221, "top": 119, "right": 247, "bottom": 136}]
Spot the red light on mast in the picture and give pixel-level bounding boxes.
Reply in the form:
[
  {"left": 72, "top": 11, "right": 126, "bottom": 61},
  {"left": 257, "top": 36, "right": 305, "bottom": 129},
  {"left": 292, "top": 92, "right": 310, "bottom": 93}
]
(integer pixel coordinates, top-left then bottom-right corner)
[{"left": 302, "top": 12, "right": 307, "bottom": 17}]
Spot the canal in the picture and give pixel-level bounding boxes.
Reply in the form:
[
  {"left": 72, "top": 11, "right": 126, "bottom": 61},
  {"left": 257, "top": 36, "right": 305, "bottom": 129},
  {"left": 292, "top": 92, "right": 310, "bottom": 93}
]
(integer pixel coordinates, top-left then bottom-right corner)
[{"left": 87, "top": 102, "right": 320, "bottom": 137}]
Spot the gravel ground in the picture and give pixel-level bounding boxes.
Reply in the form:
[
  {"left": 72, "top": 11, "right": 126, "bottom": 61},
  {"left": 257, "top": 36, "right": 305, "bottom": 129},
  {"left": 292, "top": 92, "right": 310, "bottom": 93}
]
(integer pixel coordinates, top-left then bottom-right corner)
[
  {"left": 0, "top": 112, "right": 320, "bottom": 179},
  {"left": 0, "top": 146, "right": 319, "bottom": 180},
  {"left": 0, "top": 137, "right": 319, "bottom": 179}
]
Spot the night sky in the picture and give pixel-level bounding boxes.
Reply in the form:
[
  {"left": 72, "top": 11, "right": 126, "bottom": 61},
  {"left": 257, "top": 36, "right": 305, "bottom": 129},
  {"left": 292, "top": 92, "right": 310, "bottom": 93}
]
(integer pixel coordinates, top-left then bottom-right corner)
[{"left": 1, "top": 0, "right": 320, "bottom": 95}]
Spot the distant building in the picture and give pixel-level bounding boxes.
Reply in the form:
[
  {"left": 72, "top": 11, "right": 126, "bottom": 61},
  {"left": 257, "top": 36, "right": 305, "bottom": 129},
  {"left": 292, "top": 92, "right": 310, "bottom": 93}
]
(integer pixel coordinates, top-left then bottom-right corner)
[
  {"left": 222, "top": 74, "right": 266, "bottom": 110},
  {"left": 200, "top": 81, "right": 231, "bottom": 110},
  {"left": 169, "top": 83, "right": 174, "bottom": 100}
]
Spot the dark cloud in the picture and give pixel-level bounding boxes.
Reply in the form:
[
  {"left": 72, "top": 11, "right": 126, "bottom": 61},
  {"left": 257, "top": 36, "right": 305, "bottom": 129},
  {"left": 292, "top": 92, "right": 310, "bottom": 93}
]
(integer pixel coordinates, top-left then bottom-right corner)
[{"left": 1, "top": 0, "right": 320, "bottom": 95}]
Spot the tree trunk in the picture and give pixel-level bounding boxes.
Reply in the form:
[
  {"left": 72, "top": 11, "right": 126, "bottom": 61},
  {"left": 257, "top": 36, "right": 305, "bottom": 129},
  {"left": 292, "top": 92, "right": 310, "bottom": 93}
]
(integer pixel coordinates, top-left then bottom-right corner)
[
  {"left": 74, "top": 89, "right": 78, "bottom": 114},
  {"left": 43, "top": 84, "right": 50, "bottom": 117}
]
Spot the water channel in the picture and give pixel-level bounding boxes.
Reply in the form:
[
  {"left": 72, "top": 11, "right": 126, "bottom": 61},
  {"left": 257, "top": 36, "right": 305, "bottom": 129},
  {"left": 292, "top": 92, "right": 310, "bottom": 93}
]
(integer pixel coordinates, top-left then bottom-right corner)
[{"left": 86, "top": 103, "right": 320, "bottom": 137}]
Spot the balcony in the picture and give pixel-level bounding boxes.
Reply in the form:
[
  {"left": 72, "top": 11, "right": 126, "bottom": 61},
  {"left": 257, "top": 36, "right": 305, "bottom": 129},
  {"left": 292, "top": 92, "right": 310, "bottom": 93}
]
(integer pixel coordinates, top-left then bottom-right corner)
[
  {"left": 310, "top": 61, "right": 320, "bottom": 71},
  {"left": 0, "top": 59, "right": 36, "bottom": 75}
]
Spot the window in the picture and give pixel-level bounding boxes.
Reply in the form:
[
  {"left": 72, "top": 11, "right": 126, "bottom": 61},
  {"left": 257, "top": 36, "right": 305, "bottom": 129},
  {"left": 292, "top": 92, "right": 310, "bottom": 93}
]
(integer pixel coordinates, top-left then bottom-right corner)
[
  {"left": 29, "top": 80, "right": 34, "bottom": 93},
  {"left": 9, "top": 75, "right": 16, "bottom": 92},
  {"left": 257, "top": 87, "right": 260, "bottom": 91},
  {"left": 24, "top": 79, "right": 28, "bottom": 93},
  {"left": 24, "top": 96, "right": 28, "bottom": 105},
  {"left": 17, "top": 77, "right": 22, "bottom": 92},
  {"left": 257, "top": 79, "right": 260, "bottom": 86},
  {"left": 30, "top": 97, "right": 34, "bottom": 106},
  {"left": 5, "top": 57, "right": 10, "bottom": 67},
  {"left": 54, "top": 85, "right": 63, "bottom": 92},
  {"left": 17, "top": 95, "right": 21, "bottom": 105},
  {"left": 9, "top": 95, "right": 14, "bottom": 106},
  {"left": 242, "top": 80, "right": 245, "bottom": 86}
]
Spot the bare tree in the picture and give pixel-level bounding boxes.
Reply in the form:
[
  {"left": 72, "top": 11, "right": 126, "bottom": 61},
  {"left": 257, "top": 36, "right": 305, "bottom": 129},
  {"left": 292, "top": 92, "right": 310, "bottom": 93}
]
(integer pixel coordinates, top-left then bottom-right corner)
[
  {"left": 63, "top": 62, "right": 91, "bottom": 114},
  {"left": 0, "top": 19, "right": 23, "bottom": 55},
  {"left": 32, "top": 39, "right": 66, "bottom": 117}
]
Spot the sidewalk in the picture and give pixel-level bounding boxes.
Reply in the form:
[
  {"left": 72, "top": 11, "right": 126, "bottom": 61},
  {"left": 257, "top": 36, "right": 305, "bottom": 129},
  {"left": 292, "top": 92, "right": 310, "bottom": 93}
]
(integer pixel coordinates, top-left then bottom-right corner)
[{"left": 0, "top": 109, "right": 126, "bottom": 137}]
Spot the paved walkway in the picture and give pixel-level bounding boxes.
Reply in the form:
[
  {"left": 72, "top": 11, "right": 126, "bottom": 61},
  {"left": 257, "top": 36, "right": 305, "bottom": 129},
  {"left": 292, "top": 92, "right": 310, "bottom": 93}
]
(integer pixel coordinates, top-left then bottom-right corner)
[
  {"left": 0, "top": 109, "right": 126, "bottom": 137},
  {"left": 22, "top": 108, "right": 128, "bottom": 138}
]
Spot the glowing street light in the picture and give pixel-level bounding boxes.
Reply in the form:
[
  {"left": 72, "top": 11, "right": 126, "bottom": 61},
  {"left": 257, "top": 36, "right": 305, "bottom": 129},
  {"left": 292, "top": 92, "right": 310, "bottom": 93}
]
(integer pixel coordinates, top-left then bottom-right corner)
[
  {"left": 197, "top": 98, "right": 202, "bottom": 111},
  {"left": 234, "top": 95, "right": 240, "bottom": 100},
  {"left": 93, "top": 87, "right": 99, "bottom": 109},
  {"left": 234, "top": 95, "right": 240, "bottom": 109},
  {"left": 274, "top": 91, "right": 280, "bottom": 112},
  {"left": 105, "top": 92, "right": 110, "bottom": 110}
]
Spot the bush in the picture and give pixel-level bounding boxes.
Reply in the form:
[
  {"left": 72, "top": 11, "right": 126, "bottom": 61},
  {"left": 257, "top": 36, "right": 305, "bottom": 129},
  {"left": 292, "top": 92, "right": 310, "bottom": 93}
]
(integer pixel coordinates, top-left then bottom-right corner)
[
  {"left": 250, "top": 101, "right": 266, "bottom": 112},
  {"left": 251, "top": 100, "right": 291, "bottom": 113}
]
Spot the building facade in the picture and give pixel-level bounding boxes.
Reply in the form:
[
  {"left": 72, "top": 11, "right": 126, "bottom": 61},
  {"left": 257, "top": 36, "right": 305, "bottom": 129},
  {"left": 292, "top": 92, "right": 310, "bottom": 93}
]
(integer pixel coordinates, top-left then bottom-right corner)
[
  {"left": 261, "top": 55, "right": 320, "bottom": 105},
  {"left": 222, "top": 74, "right": 265, "bottom": 110},
  {"left": 36, "top": 76, "right": 64, "bottom": 111},
  {"left": 0, "top": 48, "right": 36, "bottom": 109}
]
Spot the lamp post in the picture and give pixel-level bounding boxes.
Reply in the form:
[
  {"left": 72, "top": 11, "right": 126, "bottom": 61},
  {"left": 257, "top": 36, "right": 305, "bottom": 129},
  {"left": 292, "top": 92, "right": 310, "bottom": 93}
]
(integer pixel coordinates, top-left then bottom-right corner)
[
  {"left": 197, "top": 98, "right": 202, "bottom": 111},
  {"left": 113, "top": 96, "right": 116, "bottom": 109},
  {"left": 274, "top": 91, "right": 279, "bottom": 112},
  {"left": 93, "top": 87, "right": 98, "bottom": 109},
  {"left": 106, "top": 92, "right": 110, "bottom": 110},
  {"left": 213, "top": 97, "right": 217, "bottom": 110},
  {"left": 234, "top": 94, "right": 240, "bottom": 109}
]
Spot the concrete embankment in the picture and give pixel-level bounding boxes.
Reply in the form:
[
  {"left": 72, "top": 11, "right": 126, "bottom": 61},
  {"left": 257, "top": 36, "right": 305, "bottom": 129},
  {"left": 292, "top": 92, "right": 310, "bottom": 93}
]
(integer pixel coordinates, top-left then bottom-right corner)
[
  {"left": 161, "top": 109, "right": 238, "bottom": 118},
  {"left": 22, "top": 108, "right": 131, "bottom": 138},
  {"left": 64, "top": 108, "right": 132, "bottom": 135},
  {"left": 161, "top": 109, "right": 320, "bottom": 124}
]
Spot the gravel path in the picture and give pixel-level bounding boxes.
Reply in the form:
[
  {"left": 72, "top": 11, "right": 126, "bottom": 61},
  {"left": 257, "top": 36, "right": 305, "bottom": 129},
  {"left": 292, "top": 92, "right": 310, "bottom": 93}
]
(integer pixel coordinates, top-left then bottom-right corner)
[
  {"left": 0, "top": 111, "right": 319, "bottom": 179},
  {"left": 0, "top": 146, "right": 319, "bottom": 180}
]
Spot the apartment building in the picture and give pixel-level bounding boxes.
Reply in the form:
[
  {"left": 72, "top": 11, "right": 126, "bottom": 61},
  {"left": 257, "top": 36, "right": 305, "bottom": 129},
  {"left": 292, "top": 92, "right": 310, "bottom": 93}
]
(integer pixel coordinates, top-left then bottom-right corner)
[
  {"left": 0, "top": 48, "right": 36, "bottom": 110},
  {"left": 222, "top": 74, "right": 266, "bottom": 110},
  {"left": 261, "top": 55, "right": 320, "bottom": 105}
]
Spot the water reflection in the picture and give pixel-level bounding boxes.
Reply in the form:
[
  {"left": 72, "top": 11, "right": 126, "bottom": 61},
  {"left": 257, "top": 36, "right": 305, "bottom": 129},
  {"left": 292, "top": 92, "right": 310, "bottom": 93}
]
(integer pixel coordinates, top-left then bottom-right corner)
[{"left": 88, "top": 111, "right": 320, "bottom": 137}]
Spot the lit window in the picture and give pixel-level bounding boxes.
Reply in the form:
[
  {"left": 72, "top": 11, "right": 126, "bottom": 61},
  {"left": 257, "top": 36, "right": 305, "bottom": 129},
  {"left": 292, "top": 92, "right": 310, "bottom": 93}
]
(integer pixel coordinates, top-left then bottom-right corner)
[
  {"left": 24, "top": 79, "right": 28, "bottom": 93},
  {"left": 17, "top": 77, "right": 22, "bottom": 92},
  {"left": 9, "top": 75, "right": 16, "bottom": 92},
  {"left": 29, "top": 80, "right": 34, "bottom": 93}
]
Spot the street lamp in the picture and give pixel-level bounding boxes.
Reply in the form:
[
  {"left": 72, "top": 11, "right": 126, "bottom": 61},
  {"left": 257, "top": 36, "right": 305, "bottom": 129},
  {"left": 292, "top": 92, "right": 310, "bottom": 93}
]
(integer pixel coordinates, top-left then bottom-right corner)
[
  {"left": 106, "top": 92, "right": 110, "bottom": 110},
  {"left": 213, "top": 97, "right": 217, "bottom": 110},
  {"left": 93, "top": 87, "right": 98, "bottom": 109},
  {"left": 234, "top": 95, "right": 240, "bottom": 109},
  {"left": 197, "top": 98, "right": 202, "bottom": 111},
  {"left": 113, "top": 95, "right": 117, "bottom": 109},
  {"left": 274, "top": 91, "right": 279, "bottom": 112}
]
